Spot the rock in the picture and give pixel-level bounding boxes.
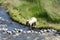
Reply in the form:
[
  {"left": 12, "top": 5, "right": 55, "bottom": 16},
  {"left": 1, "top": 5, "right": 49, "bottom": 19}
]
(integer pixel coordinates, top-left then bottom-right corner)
[
  {"left": 16, "top": 29, "right": 21, "bottom": 33},
  {"left": 7, "top": 31, "right": 12, "bottom": 35},
  {"left": 40, "top": 30, "right": 44, "bottom": 34},
  {"left": 43, "top": 29, "right": 47, "bottom": 33},
  {"left": 51, "top": 29, "right": 57, "bottom": 33},
  {"left": 47, "top": 29, "right": 52, "bottom": 32},
  {"left": 35, "top": 31, "right": 38, "bottom": 33},
  {"left": 0, "top": 27, "right": 8, "bottom": 32},
  {"left": 26, "top": 31, "right": 31, "bottom": 33},
  {"left": 19, "top": 29, "right": 23, "bottom": 32},
  {"left": 14, "top": 28, "right": 17, "bottom": 31},
  {"left": 14, "top": 28, "right": 22, "bottom": 33},
  {"left": 12, "top": 30, "right": 16, "bottom": 34},
  {"left": 2, "top": 28, "right": 8, "bottom": 31},
  {"left": 18, "top": 30, "right": 21, "bottom": 33},
  {"left": 31, "top": 30, "right": 34, "bottom": 33}
]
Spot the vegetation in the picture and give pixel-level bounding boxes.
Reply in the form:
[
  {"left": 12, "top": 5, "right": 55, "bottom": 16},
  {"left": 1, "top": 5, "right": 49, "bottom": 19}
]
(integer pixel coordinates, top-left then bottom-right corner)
[{"left": 0, "top": 0, "right": 60, "bottom": 30}]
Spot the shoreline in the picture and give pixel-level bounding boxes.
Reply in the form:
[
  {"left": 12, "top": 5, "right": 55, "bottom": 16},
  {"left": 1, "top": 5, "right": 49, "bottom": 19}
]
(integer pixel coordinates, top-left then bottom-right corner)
[{"left": 7, "top": 12, "right": 60, "bottom": 31}]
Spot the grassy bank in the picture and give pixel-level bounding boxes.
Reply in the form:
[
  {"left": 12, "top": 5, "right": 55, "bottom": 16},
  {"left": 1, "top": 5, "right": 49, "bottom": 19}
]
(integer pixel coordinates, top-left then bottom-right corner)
[{"left": 0, "top": 0, "right": 60, "bottom": 30}]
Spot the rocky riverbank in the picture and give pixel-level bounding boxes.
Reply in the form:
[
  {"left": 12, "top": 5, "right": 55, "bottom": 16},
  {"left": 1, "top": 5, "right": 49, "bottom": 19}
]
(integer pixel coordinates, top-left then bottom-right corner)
[{"left": 0, "top": 28, "right": 60, "bottom": 40}]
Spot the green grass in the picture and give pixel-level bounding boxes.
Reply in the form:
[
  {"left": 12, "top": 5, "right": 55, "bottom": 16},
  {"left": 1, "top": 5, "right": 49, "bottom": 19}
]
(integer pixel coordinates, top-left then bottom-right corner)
[{"left": 0, "top": 0, "right": 60, "bottom": 30}]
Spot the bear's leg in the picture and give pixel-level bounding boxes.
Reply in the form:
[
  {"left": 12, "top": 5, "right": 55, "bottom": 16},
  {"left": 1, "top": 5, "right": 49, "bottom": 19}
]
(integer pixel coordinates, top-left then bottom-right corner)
[
  {"left": 26, "top": 21, "right": 29, "bottom": 26},
  {"left": 29, "top": 23, "right": 35, "bottom": 30},
  {"left": 32, "top": 22, "right": 36, "bottom": 27}
]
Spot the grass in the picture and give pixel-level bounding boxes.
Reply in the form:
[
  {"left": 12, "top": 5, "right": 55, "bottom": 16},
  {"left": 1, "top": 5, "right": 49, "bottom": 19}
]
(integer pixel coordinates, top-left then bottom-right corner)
[{"left": 0, "top": 0, "right": 60, "bottom": 30}]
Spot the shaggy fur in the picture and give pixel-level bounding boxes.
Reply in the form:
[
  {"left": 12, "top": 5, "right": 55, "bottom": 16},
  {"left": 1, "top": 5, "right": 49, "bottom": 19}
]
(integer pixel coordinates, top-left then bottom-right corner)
[{"left": 26, "top": 17, "right": 37, "bottom": 27}]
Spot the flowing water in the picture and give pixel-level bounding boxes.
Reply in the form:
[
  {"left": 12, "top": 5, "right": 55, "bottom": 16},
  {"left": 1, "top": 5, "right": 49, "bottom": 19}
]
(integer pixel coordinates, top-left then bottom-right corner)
[{"left": 0, "top": 7, "right": 60, "bottom": 40}]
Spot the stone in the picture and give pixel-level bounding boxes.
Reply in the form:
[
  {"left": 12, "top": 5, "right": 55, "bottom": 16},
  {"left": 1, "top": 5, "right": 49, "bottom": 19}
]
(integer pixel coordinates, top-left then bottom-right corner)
[
  {"left": 31, "top": 30, "right": 34, "bottom": 33},
  {"left": 43, "top": 29, "right": 47, "bottom": 33},
  {"left": 27, "top": 31, "right": 31, "bottom": 33},
  {"left": 19, "top": 29, "right": 23, "bottom": 32},
  {"left": 7, "top": 31, "right": 12, "bottom": 35},
  {"left": 47, "top": 29, "right": 52, "bottom": 32},
  {"left": 40, "top": 30, "right": 44, "bottom": 34},
  {"left": 2, "top": 28, "right": 8, "bottom": 31},
  {"left": 51, "top": 29, "right": 57, "bottom": 33},
  {"left": 12, "top": 30, "right": 16, "bottom": 34}
]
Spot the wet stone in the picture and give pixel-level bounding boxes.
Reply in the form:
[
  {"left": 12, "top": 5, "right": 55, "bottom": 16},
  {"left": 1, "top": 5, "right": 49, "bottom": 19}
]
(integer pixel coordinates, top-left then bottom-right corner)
[
  {"left": 47, "top": 29, "right": 52, "bottom": 32},
  {"left": 26, "top": 31, "right": 31, "bottom": 33},
  {"left": 51, "top": 29, "right": 57, "bottom": 33},
  {"left": 6, "top": 31, "right": 12, "bottom": 35},
  {"left": 31, "top": 30, "right": 35, "bottom": 33},
  {"left": 11, "top": 30, "right": 16, "bottom": 34},
  {"left": 19, "top": 29, "right": 23, "bottom": 32},
  {"left": 43, "top": 29, "right": 47, "bottom": 33},
  {"left": 40, "top": 30, "right": 44, "bottom": 34},
  {"left": 0, "top": 27, "right": 7, "bottom": 31},
  {"left": 34, "top": 31, "right": 38, "bottom": 34}
]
